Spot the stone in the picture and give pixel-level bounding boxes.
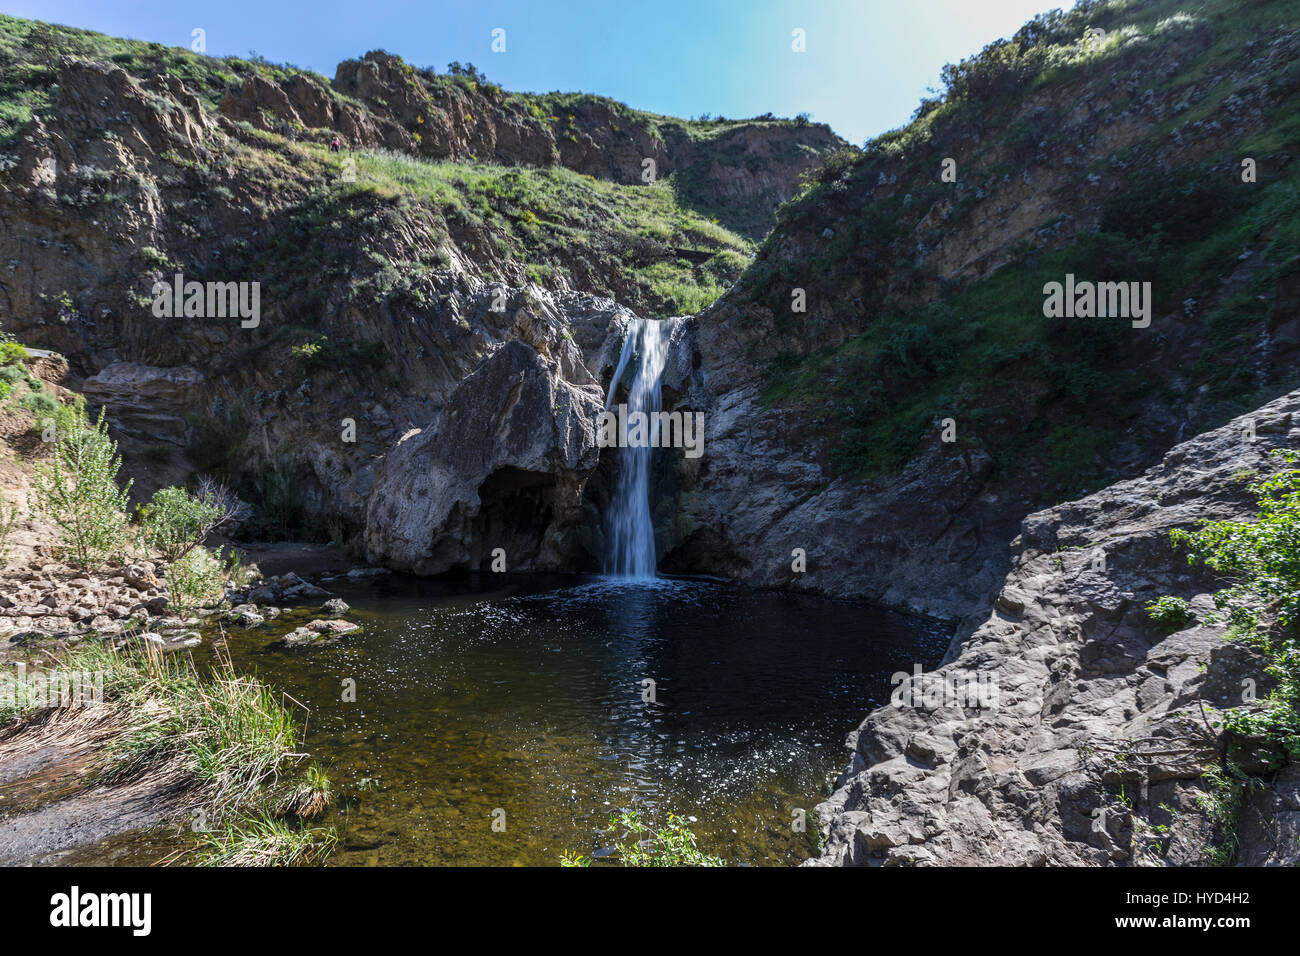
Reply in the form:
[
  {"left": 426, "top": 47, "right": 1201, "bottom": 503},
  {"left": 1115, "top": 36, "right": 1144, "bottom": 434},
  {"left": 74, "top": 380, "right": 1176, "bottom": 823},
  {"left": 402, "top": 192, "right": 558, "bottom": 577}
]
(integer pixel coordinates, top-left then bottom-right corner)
[
  {"left": 364, "top": 337, "right": 604, "bottom": 575},
  {"left": 281, "top": 618, "right": 361, "bottom": 648}
]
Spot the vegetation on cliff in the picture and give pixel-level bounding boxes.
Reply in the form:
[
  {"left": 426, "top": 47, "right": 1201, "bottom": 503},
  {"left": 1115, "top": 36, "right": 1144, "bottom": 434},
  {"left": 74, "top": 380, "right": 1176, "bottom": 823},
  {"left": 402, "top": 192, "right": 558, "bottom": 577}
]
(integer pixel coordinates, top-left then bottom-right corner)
[{"left": 745, "top": 0, "right": 1300, "bottom": 502}]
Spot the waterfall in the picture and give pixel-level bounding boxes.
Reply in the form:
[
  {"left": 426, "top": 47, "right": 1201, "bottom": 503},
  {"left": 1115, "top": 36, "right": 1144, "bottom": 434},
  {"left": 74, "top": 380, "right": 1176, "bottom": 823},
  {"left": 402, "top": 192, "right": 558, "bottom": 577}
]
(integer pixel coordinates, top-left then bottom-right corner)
[{"left": 603, "top": 318, "right": 675, "bottom": 578}]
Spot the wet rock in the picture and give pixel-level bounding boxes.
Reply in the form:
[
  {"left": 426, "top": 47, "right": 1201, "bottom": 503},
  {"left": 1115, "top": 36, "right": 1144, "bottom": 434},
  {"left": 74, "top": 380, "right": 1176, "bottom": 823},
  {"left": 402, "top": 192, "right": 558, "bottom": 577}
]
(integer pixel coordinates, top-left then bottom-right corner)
[
  {"left": 223, "top": 604, "right": 265, "bottom": 628},
  {"left": 320, "top": 598, "right": 350, "bottom": 617},
  {"left": 346, "top": 567, "right": 390, "bottom": 579},
  {"left": 247, "top": 586, "right": 281, "bottom": 605},
  {"left": 281, "top": 619, "right": 361, "bottom": 648},
  {"left": 286, "top": 584, "right": 331, "bottom": 601}
]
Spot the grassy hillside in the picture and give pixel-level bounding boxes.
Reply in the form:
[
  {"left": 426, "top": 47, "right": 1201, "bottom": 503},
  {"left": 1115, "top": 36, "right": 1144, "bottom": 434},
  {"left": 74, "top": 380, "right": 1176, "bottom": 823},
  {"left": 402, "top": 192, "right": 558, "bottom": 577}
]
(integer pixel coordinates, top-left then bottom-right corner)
[{"left": 742, "top": 0, "right": 1300, "bottom": 500}]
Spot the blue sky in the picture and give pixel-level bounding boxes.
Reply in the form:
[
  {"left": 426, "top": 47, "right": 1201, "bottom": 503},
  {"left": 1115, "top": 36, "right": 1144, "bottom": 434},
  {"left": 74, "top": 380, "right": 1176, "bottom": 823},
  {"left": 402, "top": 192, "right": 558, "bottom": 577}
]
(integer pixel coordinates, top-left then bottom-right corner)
[{"left": 8, "top": 0, "right": 1076, "bottom": 144}]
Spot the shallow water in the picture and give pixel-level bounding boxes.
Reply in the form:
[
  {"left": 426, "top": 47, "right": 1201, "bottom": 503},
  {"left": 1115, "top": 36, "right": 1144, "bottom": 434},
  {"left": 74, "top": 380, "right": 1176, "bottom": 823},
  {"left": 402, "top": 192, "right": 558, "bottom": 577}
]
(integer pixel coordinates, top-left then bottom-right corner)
[{"left": 206, "top": 572, "right": 949, "bottom": 866}]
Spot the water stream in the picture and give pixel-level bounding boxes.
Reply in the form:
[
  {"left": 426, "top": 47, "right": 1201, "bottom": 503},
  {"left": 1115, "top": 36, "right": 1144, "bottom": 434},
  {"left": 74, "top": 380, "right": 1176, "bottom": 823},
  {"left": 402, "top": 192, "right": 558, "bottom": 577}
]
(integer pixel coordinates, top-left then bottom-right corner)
[{"left": 603, "top": 317, "right": 677, "bottom": 577}]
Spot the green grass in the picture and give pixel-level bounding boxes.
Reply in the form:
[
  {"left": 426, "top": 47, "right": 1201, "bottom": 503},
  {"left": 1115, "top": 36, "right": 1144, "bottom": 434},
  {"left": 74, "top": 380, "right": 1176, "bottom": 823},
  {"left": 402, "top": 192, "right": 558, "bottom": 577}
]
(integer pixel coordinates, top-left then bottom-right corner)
[
  {"left": 252, "top": 146, "right": 755, "bottom": 318},
  {"left": 4, "top": 637, "right": 336, "bottom": 864},
  {"left": 65, "top": 641, "right": 303, "bottom": 812},
  {"left": 195, "top": 812, "right": 337, "bottom": 866},
  {"left": 0, "top": 14, "right": 318, "bottom": 147}
]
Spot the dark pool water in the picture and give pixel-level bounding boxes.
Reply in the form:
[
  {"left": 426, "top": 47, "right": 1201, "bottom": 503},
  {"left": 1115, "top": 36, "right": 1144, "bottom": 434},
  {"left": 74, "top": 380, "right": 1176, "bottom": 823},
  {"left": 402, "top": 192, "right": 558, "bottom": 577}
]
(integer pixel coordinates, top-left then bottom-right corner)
[{"left": 203, "top": 573, "right": 950, "bottom": 866}]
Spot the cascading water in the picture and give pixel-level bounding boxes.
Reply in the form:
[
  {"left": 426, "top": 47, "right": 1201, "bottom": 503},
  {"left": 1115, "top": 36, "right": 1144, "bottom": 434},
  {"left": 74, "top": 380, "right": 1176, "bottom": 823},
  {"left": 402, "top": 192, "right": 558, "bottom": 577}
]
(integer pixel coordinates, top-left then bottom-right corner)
[{"left": 603, "top": 318, "right": 675, "bottom": 578}]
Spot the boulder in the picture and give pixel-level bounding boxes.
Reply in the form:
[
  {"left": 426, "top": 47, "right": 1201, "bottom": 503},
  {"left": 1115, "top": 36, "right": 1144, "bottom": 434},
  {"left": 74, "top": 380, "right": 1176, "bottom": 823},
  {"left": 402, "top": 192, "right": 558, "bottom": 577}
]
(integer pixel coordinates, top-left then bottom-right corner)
[
  {"left": 364, "top": 338, "right": 603, "bottom": 574},
  {"left": 281, "top": 618, "right": 361, "bottom": 648}
]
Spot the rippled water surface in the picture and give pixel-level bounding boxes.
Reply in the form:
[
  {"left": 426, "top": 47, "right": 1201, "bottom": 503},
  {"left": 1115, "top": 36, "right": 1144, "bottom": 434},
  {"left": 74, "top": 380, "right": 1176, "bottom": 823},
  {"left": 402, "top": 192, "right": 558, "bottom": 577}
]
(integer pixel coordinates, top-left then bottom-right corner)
[{"left": 205, "top": 573, "right": 947, "bottom": 866}]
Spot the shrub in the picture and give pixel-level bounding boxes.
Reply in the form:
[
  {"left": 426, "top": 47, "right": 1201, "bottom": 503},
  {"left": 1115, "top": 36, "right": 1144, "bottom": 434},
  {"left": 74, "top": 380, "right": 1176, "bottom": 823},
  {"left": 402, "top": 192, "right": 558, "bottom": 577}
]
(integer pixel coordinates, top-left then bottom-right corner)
[
  {"left": 561, "top": 810, "right": 724, "bottom": 867},
  {"left": 141, "top": 485, "right": 223, "bottom": 560},
  {"left": 28, "top": 406, "right": 133, "bottom": 570},
  {"left": 18, "top": 391, "right": 59, "bottom": 417},
  {"left": 1145, "top": 595, "right": 1195, "bottom": 631},
  {"left": 166, "top": 545, "right": 226, "bottom": 613},
  {"left": 1172, "top": 450, "right": 1300, "bottom": 759}
]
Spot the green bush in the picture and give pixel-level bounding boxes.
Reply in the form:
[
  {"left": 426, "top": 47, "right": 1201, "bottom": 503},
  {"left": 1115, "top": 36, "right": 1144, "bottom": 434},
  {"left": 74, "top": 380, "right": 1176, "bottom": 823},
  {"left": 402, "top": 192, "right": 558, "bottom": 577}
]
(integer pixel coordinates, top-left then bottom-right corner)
[
  {"left": 141, "top": 485, "right": 223, "bottom": 561},
  {"left": 27, "top": 406, "right": 133, "bottom": 570},
  {"left": 561, "top": 810, "right": 724, "bottom": 867},
  {"left": 1145, "top": 595, "right": 1196, "bottom": 632},
  {"left": 18, "top": 391, "right": 58, "bottom": 416},
  {"left": 166, "top": 545, "right": 226, "bottom": 613},
  {"left": 1172, "top": 450, "right": 1300, "bottom": 759}
]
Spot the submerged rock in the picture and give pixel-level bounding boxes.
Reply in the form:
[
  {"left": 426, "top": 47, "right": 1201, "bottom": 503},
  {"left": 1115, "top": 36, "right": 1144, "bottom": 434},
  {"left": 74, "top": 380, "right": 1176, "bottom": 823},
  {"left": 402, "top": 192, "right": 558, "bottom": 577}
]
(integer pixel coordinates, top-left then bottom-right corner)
[{"left": 281, "top": 619, "right": 361, "bottom": 648}]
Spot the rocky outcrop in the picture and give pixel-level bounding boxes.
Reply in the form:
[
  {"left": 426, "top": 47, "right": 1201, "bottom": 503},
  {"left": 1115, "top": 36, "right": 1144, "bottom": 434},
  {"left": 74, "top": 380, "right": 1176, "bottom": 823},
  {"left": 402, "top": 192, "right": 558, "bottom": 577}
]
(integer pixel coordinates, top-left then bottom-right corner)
[
  {"left": 218, "top": 71, "right": 407, "bottom": 151},
  {"left": 363, "top": 332, "right": 604, "bottom": 574},
  {"left": 81, "top": 362, "right": 205, "bottom": 444},
  {"left": 812, "top": 389, "right": 1300, "bottom": 866},
  {"left": 322, "top": 50, "right": 845, "bottom": 204},
  {"left": 658, "top": 360, "right": 1013, "bottom": 621}
]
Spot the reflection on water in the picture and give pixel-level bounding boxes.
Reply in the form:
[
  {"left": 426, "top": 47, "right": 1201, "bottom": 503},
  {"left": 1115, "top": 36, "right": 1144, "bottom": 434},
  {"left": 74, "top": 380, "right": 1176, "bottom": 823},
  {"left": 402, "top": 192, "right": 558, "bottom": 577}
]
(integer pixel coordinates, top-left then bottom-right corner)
[{"left": 209, "top": 573, "right": 949, "bottom": 866}]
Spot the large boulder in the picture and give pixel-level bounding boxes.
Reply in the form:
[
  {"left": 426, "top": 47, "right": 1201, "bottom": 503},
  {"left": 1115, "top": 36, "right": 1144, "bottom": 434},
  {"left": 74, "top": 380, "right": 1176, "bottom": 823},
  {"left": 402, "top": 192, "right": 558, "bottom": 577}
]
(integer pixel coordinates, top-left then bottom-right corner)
[{"left": 363, "top": 338, "right": 604, "bottom": 574}]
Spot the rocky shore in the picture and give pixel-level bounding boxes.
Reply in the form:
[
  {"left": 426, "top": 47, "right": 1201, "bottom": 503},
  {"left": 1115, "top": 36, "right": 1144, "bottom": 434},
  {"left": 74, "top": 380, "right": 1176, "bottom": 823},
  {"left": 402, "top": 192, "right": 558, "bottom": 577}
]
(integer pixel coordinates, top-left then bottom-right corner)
[
  {"left": 0, "top": 556, "right": 372, "bottom": 659},
  {"left": 812, "top": 389, "right": 1300, "bottom": 866}
]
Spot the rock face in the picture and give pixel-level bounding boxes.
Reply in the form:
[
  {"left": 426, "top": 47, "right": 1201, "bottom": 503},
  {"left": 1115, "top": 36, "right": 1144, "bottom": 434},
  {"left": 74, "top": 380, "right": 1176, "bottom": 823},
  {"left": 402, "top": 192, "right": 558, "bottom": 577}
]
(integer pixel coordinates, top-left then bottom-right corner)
[
  {"left": 0, "top": 36, "right": 841, "bottom": 537},
  {"left": 812, "top": 390, "right": 1300, "bottom": 867},
  {"left": 658, "top": 347, "right": 1013, "bottom": 621},
  {"left": 363, "top": 336, "right": 604, "bottom": 574},
  {"left": 81, "top": 362, "right": 205, "bottom": 444},
  {"left": 321, "top": 51, "right": 845, "bottom": 205},
  {"left": 653, "top": 12, "right": 1300, "bottom": 618}
]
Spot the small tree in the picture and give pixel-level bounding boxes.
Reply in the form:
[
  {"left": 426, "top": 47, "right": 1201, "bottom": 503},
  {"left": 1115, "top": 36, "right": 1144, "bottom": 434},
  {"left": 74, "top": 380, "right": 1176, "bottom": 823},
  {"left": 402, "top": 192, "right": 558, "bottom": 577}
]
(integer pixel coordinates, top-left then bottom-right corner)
[
  {"left": 142, "top": 486, "right": 222, "bottom": 561},
  {"left": 166, "top": 546, "right": 226, "bottom": 613},
  {"left": 141, "top": 479, "right": 250, "bottom": 561},
  {"left": 28, "top": 406, "right": 133, "bottom": 570}
]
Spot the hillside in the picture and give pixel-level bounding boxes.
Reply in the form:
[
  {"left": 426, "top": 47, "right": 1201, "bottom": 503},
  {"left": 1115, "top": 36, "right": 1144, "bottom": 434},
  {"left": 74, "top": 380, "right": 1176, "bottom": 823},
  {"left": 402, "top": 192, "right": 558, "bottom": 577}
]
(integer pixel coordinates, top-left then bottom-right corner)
[
  {"left": 662, "top": 0, "right": 1300, "bottom": 618},
  {"left": 0, "top": 14, "right": 843, "bottom": 542}
]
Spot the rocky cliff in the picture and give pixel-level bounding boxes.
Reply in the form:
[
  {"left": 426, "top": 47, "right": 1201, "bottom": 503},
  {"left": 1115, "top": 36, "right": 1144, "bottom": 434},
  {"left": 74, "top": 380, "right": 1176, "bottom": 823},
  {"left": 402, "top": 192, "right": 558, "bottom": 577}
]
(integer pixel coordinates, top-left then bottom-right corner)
[
  {"left": 656, "top": 0, "right": 1300, "bottom": 620},
  {"left": 812, "top": 389, "right": 1300, "bottom": 866},
  {"left": 0, "top": 15, "right": 842, "bottom": 551}
]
